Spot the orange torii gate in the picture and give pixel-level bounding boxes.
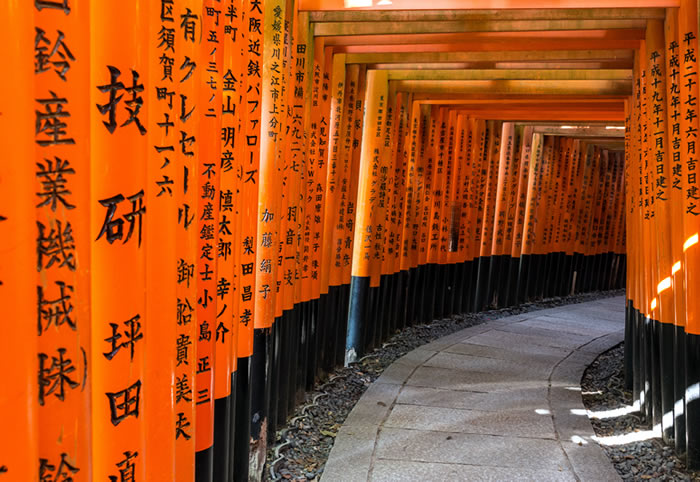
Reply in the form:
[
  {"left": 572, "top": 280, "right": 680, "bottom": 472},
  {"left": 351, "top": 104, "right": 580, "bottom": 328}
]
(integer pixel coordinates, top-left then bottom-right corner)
[{"left": 12, "top": 2, "right": 700, "bottom": 481}]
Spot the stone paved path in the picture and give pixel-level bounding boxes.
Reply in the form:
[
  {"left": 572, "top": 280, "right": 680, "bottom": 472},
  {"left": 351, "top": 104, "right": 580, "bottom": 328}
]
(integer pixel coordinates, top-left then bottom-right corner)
[{"left": 321, "top": 296, "right": 625, "bottom": 481}]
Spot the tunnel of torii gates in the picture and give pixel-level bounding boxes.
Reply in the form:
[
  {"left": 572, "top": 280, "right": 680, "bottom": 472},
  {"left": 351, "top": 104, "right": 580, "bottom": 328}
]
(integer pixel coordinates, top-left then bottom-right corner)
[{"left": 7, "top": 0, "right": 700, "bottom": 480}]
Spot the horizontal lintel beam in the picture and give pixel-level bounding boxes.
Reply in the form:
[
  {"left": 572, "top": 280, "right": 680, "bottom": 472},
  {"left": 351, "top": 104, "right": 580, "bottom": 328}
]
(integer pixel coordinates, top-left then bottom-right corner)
[
  {"left": 533, "top": 126, "right": 626, "bottom": 136},
  {"left": 385, "top": 68, "right": 632, "bottom": 80},
  {"left": 452, "top": 111, "right": 626, "bottom": 121},
  {"left": 323, "top": 30, "right": 644, "bottom": 47},
  {"left": 414, "top": 97, "right": 626, "bottom": 104},
  {"left": 309, "top": 8, "right": 665, "bottom": 23},
  {"left": 344, "top": 49, "right": 635, "bottom": 63},
  {"left": 314, "top": 19, "right": 646, "bottom": 36},
  {"left": 300, "top": 0, "right": 677, "bottom": 11},
  {"left": 393, "top": 79, "right": 633, "bottom": 95},
  {"left": 368, "top": 61, "right": 633, "bottom": 69}
]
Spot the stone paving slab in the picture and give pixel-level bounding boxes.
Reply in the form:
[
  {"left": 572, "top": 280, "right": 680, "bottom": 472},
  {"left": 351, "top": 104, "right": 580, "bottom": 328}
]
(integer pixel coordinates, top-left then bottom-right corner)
[
  {"left": 578, "top": 331, "right": 625, "bottom": 355},
  {"left": 321, "top": 296, "right": 626, "bottom": 481},
  {"left": 342, "top": 383, "right": 401, "bottom": 428},
  {"left": 423, "top": 351, "right": 554, "bottom": 377},
  {"left": 370, "top": 459, "right": 577, "bottom": 482},
  {"left": 456, "top": 329, "right": 581, "bottom": 354},
  {"left": 384, "top": 404, "right": 556, "bottom": 439},
  {"left": 406, "top": 365, "right": 550, "bottom": 392},
  {"left": 495, "top": 322, "right": 595, "bottom": 345},
  {"left": 472, "top": 329, "right": 584, "bottom": 350},
  {"left": 444, "top": 340, "right": 568, "bottom": 364},
  {"left": 513, "top": 316, "right": 615, "bottom": 337},
  {"left": 540, "top": 308, "right": 624, "bottom": 324},
  {"left": 374, "top": 428, "right": 569, "bottom": 470},
  {"left": 321, "top": 425, "right": 377, "bottom": 481},
  {"left": 396, "top": 385, "right": 548, "bottom": 412}
]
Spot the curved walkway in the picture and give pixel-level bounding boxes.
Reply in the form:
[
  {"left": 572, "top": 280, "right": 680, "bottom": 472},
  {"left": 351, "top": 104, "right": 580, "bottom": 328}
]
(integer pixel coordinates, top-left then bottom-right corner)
[{"left": 322, "top": 296, "right": 625, "bottom": 481}]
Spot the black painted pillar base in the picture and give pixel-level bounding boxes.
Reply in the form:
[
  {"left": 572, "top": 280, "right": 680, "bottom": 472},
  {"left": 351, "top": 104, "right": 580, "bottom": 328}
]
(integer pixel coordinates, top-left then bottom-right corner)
[
  {"left": 651, "top": 319, "right": 662, "bottom": 428},
  {"left": 644, "top": 315, "right": 653, "bottom": 422},
  {"left": 660, "top": 321, "right": 675, "bottom": 443},
  {"left": 405, "top": 267, "right": 417, "bottom": 326},
  {"left": 461, "top": 260, "right": 473, "bottom": 313},
  {"left": 685, "top": 332, "right": 700, "bottom": 468},
  {"left": 367, "top": 283, "right": 380, "bottom": 352},
  {"left": 468, "top": 259, "right": 479, "bottom": 312},
  {"left": 213, "top": 394, "right": 232, "bottom": 482},
  {"left": 322, "top": 290, "right": 336, "bottom": 375},
  {"left": 270, "top": 316, "right": 282, "bottom": 439},
  {"left": 504, "top": 256, "right": 519, "bottom": 307},
  {"left": 296, "top": 304, "right": 308, "bottom": 405},
  {"left": 473, "top": 256, "right": 489, "bottom": 312},
  {"left": 517, "top": 254, "right": 530, "bottom": 304},
  {"left": 195, "top": 445, "right": 214, "bottom": 482},
  {"left": 316, "top": 294, "right": 328, "bottom": 381},
  {"left": 233, "top": 356, "right": 251, "bottom": 482},
  {"left": 675, "top": 324, "right": 687, "bottom": 456},
  {"left": 306, "top": 299, "right": 319, "bottom": 389},
  {"left": 228, "top": 371, "right": 237, "bottom": 478},
  {"left": 378, "top": 275, "right": 389, "bottom": 343},
  {"left": 249, "top": 327, "right": 272, "bottom": 480},
  {"left": 484, "top": 255, "right": 497, "bottom": 309},
  {"left": 535, "top": 253, "right": 548, "bottom": 300},
  {"left": 347, "top": 275, "right": 370, "bottom": 365},
  {"left": 443, "top": 263, "right": 455, "bottom": 317},
  {"left": 624, "top": 299, "right": 634, "bottom": 390},
  {"left": 336, "top": 284, "right": 350, "bottom": 367},
  {"left": 632, "top": 307, "right": 643, "bottom": 412},
  {"left": 453, "top": 263, "right": 465, "bottom": 316}
]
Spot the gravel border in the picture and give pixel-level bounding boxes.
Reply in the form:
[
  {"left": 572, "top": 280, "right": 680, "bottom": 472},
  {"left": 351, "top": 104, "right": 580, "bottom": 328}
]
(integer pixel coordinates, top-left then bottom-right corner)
[
  {"left": 264, "top": 289, "right": 625, "bottom": 481},
  {"left": 581, "top": 343, "right": 700, "bottom": 481}
]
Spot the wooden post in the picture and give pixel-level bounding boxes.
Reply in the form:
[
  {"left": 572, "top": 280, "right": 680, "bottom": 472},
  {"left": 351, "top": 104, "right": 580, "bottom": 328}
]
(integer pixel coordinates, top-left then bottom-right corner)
[
  {"left": 174, "top": 1, "right": 201, "bottom": 480},
  {"left": 213, "top": 1, "right": 244, "bottom": 478},
  {"left": 145, "top": 0, "right": 177, "bottom": 478},
  {"left": 533, "top": 135, "right": 554, "bottom": 299},
  {"left": 519, "top": 131, "right": 543, "bottom": 302},
  {"left": 194, "top": 3, "right": 224, "bottom": 479},
  {"left": 249, "top": 0, "right": 286, "bottom": 477},
  {"left": 90, "top": 0, "right": 149, "bottom": 478},
  {"left": 467, "top": 119, "right": 487, "bottom": 310},
  {"left": 0, "top": 3, "right": 38, "bottom": 478},
  {"left": 322, "top": 54, "right": 347, "bottom": 297},
  {"left": 475, "top": 120, "right": 501, "bottom": 310},
  {"left": 645, "top": 18, "right": 676, "bottom": 441},
  {"left": 318, "top": 53, "right": 347, "bottom": 369},
  {"left": 490, "top": 122, "right": 515, "bottom": 307},
  {"left": 232, "top": 2, "right": 264, "bottom": 480},
  {"left": 271, "top": 0, "right": 293, "bottom": 434},
  {"left": 681, "top": 0, "right": 700, "bottom": 467},
  {"left": 664, "top": 6, "right": 688, "bottom": 454},
  {"left": 510, "top": 126, "right": 534, "bottom": 303},
  {"left": 401, "top": 101, "right": 423, "bottom": 322},
  {"left": 346, "top": 69, "right": 388, "bottom": 364},
  {"left": 285, "top": 0, "right": 309, "bottom": 406},
  {"left": 343, "top": 66, "right": 366, "bottom": 288},
  {"left": 436, "top": 109, "right": 456, "bottom": 316},
  {"left": 34, "top": 0, "right": 92, "bottom": 479}
]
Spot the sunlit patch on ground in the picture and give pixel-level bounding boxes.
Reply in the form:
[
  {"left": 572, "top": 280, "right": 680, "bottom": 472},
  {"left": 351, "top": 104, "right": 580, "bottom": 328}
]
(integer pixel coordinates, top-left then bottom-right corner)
[{"left": 581, "top": 344, "right": 699, "bottom": 481}]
